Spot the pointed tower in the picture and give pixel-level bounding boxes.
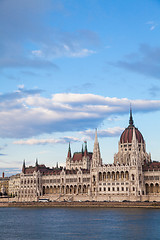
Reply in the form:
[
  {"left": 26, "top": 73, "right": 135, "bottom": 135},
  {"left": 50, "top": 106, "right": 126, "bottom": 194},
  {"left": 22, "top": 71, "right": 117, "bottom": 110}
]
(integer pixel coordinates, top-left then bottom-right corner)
[
  {"left": 36, "top": 158, "right": 38, "bottom": 166},
  {"left": 22, "top": 159, "right": 26, "bottom": 174},
  {"left": 66, "top": 143, "right": 72, "bottom": 169},
  {"left": 35, "top": 158, "right": 39, "bottom": 172},
  {"left": 84, "top": 141, "right": 88, "bottom": 157},
  {"left": 130, "top": 123, "right": 139, "bottom": 166},
  {"left": 67, "top": 142, "right": 72, "bottom": 158},
  {"left": 129, "top": 105, "right": 134, "bottom": 126},
  {"left": 92, "top": 129, "right": 102, "bottom": 168},
  {"left": 81, "top": 144, "right": 84, "bottom": 155},
  {"left": 131, "top": 127, "right": 138, "bottom": 151},
  {"left": 56, "top": 162, "right": 58, "bottom": 169}
]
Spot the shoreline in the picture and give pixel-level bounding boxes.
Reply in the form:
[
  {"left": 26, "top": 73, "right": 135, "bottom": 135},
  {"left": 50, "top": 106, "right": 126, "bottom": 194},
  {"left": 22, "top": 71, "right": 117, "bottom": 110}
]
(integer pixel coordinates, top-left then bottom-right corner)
[{"left": 1, "top": 201, "right": 160, "bottom": 208}]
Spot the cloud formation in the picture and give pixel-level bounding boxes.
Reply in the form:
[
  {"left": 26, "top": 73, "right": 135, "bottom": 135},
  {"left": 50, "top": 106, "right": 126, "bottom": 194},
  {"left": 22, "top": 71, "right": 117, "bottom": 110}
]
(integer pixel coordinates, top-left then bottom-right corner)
[
  {"left": 14, "top": 136, "right": 80, "bottom": 145},
  {"left": 13, "top": 127, "right": 124, "bottom": 145},
  {"left": 112, "top": 44, "right": 160, "bottom": 79},
  {"left": 81, "top": 127, "right": 124, "bottom": 139},
  {"left": 0, "top": 168, "right": 21, "bottom": 177},
  {"left": 0, "top": 0, "right": 97, "bottom": 70},
  {"left": 0, "top": 87, "right": 160, "bottom": 138},
  {"left": 146, "top": 21, "right": 158, "bottom": 31}
]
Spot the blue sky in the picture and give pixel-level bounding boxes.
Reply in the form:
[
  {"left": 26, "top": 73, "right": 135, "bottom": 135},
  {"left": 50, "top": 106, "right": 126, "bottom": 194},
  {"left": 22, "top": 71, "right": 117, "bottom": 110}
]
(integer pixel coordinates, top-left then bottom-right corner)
[{"left": 1, "top": 0, "right": 160, "bottom": 176}]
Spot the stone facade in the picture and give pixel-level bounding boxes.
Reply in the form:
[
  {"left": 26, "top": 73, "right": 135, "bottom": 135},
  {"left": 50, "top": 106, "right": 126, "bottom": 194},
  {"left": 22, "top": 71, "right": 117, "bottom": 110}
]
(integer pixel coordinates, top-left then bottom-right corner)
[
  {"left": 0, "top": 173, "right": 9, "bottom": 196},
  {"left": 10, "top": 110, "right": 160, "bottom": 202},
  {"left": 8, "top": 174, "right": 20, "bottom": 197}
]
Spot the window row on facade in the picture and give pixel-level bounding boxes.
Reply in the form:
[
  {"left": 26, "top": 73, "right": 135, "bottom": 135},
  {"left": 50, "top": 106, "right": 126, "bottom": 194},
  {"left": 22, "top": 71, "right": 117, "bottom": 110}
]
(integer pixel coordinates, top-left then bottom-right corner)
[
  {"left": 144, "top": 176, "right": 160, "bottom": 181},
  {"left": 98, "top": 171, "right": 134, "bottom": 181},
  {"left": 99, "top": 186, "right": 135, "bottom": 192},
  {"left": 43, "top": 184, "right": 90, "bottom": 195}
]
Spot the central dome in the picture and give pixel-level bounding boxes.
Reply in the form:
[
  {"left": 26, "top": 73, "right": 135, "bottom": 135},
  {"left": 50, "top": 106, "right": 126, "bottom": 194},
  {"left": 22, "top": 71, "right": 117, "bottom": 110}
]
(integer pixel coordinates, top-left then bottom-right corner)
[{"left": 120, "top": 110, "right": 144, "bottom": 144}]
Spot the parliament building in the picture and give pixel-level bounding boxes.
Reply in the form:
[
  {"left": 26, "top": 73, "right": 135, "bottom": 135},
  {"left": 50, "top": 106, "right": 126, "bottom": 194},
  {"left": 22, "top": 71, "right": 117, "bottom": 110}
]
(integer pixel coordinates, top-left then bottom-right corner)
[{"left": 9, "top": 110, "right": 160, "bottom": 202}]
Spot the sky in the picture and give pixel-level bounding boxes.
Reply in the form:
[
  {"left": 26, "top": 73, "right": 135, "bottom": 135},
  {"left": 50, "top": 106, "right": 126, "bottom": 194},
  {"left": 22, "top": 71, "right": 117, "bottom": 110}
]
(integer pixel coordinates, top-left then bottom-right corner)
[{"left": 1, "top": 0, "right": 160, "bottom": 176}]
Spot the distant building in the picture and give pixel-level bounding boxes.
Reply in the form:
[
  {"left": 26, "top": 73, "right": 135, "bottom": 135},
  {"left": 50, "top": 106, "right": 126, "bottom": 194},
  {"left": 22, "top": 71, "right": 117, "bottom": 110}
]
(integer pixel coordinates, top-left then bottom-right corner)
[
  {"left": 9, "top": 110, "right": 160, "bottom": 202},
  {"left": 0, "top": 173, "right": 9, "bottom": 196},
  {"left": 8, "top": 174, "right": 20, "bottom": 197}
]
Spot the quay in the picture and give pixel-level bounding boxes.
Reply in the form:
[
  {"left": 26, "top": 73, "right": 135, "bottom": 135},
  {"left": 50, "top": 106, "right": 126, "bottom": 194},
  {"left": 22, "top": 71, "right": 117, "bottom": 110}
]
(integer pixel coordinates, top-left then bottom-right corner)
[{"left": 1, "top": 201, "right": 160, "bottom": 208}]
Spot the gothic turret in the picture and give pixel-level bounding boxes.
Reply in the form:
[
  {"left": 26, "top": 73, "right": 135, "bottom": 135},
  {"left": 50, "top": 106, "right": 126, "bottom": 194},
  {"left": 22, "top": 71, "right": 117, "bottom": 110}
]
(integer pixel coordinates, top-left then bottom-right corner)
[
  {"left": 66, "top": 143, "right": 72, "bottom": 169},
  {"left": 35, "top": 158, "right": 39, "bottom": 171},
  {"left": 92, "top": 129, "right": 102, "bottom": 168},
  {"left": 67, "top": 142, "right": 72, "bottom": 158},
  {"left": 130, "top": 127, "right": 139, "bottom": 165},
  {"left": 22, "top": 159, "right": 26, "bottom": 174},
  {"left": 84, "top": 141, "right": 88, "bottom": 157},
  {"left": 81, "top": 144, "right": 84, "bottom": 155},
  {"left": 129, "top": 106, "right": 134, "bottom": 126},
  {"left": 36, "top": 158, "right": 38, "bottom": 166}
]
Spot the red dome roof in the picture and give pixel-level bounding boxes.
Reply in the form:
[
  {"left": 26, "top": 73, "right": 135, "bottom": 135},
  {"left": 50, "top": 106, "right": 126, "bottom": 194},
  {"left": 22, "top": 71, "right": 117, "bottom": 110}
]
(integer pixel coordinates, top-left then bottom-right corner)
[
  {"left": 120, "top": 125, "right": 144, "bottom": 144},
  {"left": 120, "top": 109, "right": 144, "bottom": 144}
]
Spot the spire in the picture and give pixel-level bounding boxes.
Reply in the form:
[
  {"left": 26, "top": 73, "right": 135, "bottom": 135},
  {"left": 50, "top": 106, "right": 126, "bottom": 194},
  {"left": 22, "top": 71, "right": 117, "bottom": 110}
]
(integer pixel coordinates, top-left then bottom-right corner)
[
  {"left": 81, "top": 144, "right": 84, "bottom": 155},
  {"left": 56, "top": 162, "right": 58, "bottom": 168},
  {"left": 131, "top": 127, "right": 138, "bottom": 152},
  {"left": 130, "top": 127, "right": 139, "bottom": 165},
  {"left": 22, "top": 159, "right": 26, "bottom": 173},
  {"left": 95, "top": 128, "right": 98, "bottom": 144},
  {"left": 92, "top": 129, "right": 102, "bottom": 167},
  {"left": 67, "top": 142, "right": 71, "bottom": 158},
  {"left": 129, "top": 105, "right": 134, "bottom": 126},
  {"left": 36, "top": 158, "right": 38, "bottom": 166},
  {"left": 84, "top": 141, "right": 88, "bottom": 156}
]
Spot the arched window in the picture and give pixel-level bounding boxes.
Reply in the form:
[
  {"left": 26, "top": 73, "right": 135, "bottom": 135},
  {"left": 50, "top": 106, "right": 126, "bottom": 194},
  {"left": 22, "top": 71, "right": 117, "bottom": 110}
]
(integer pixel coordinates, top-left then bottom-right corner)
[
  {"left": 99, "top": 172, "right": 102, "bottom": 181},
  {"left": 132, "top": 174, "right": 135, "bottom": 181}
]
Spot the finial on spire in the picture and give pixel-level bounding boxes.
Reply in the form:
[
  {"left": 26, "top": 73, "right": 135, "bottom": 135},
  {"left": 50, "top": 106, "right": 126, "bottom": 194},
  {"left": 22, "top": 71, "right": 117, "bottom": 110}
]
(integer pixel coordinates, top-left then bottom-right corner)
[
  {"left": 84, "top": 141, "right": 87, "bottom": 150},
  {"left": 22, "top": 159, "right": 26, "bottom": 173},
  {"left": 23, "top": 159, "right": 25, "bottom": 166},
  {"left": 129, "top": 104, "right": 134, "bottom": 125},
  {"left": 67, "top": 142, "right": 71, "bottom": 158},
  {"left": 36, "top": 158, "right": 38, "bottom": 166},
  {"left": 84, "top": 141, "right": 87, "bottom": 156},
  {"left": 81, "top": 144, "right": 84, "bottom": 154},
  {"left": 95, "top": 128, "right": 98, "bottom": 143}
]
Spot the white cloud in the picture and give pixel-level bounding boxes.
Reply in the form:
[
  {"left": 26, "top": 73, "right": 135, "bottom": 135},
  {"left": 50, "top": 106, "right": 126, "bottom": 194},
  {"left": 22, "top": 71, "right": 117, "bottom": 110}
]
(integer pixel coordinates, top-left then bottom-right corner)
[
  {"left": 14, "top": 136, "right": 80, "bottom": 145},
  {"left": 0, "top": 88, "right": 160, "bottom": 138},
  {"left": 81, "top": 127, "right": 124, "bottom": 138},
  {"left": 146, "top": 21, "right": 158, "bottom": 31},
  {"left": 0, "top": 0, "right": 99, "bottom": 70},
  {"left": 13, "top": 127, "right": 124, "bottom": 146},
  {"left": 150, "top": 25, "right": 156, "bottom": 31},
  {"left": 31, "top": 45, "right": 96, "bottom": 59},
  {"left": 18, "top": 84, "right": 25, "bottom": 89},
  {"left": 69, "top": 48, "right": 96, "bottom": 57},
  {"left": 32, "top": 50, "right": 43, "bottom": 57}
]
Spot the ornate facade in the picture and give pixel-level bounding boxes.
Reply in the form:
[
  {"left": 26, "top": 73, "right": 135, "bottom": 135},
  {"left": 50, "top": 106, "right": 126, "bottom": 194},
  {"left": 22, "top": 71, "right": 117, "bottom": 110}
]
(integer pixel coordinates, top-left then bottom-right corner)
[{"left": 9, "top": 110, "right": 160, "bottom": 202}]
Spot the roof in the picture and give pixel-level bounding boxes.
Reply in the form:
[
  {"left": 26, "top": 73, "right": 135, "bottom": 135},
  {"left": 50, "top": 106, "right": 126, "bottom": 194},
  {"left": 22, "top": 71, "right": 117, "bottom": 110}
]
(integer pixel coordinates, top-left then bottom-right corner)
[
  {"left": 23, "top": 165, "right": 90, "bottom": 175},
  {"left": 24, "top": 165, "right": 62, "bottom": 175},
  {"left": 120, "top": 125, "right": 144, "bottom": 144},
  {"left": 120, "top": 108, "right": 144, "bottom": 144},
  {"left": 143, "top": 161, "right": 160, "bottom": 171},
  {"left": 72, "top": 152, "right": 92, "bottom": 161}
]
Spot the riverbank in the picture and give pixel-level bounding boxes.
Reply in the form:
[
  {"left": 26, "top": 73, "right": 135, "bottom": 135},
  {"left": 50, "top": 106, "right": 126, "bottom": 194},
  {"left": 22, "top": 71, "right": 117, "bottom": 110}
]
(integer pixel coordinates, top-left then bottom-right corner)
[{"left": 1, "top": 201, "right": 160, "bottom": 208}]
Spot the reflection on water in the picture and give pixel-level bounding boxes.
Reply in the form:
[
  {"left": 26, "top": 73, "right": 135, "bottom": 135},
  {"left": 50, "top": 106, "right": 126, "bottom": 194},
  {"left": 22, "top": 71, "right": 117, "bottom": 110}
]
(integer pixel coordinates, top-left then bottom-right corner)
[{"left": 0, "top": 207, "right": 160, "bottom": 240}]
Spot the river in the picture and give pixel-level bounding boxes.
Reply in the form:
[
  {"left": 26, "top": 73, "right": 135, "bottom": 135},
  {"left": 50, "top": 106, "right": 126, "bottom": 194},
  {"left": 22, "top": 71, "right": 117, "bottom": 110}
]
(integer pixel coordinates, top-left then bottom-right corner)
[{"left": 0, "top": 207, "right": 160, "bottom": 240}]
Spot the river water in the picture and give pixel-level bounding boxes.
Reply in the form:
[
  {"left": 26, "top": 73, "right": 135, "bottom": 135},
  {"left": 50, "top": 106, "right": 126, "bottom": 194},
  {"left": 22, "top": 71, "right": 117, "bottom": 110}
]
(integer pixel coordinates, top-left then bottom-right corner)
[{"left": 0, "top": 207, "right": 160, "bottom": 240}]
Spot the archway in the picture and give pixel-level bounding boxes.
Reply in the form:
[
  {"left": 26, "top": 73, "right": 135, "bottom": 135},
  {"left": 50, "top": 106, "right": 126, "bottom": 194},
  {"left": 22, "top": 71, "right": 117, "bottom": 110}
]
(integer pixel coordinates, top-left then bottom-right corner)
[
  {"left": 145, "top": 183, "right": 149, "bottom": 195},
  {"left": 99, "top": 172, "right": 102, "bottom": 181},
  {"left": 103, "top": 172, "right": 106, "bottom": 181}
]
